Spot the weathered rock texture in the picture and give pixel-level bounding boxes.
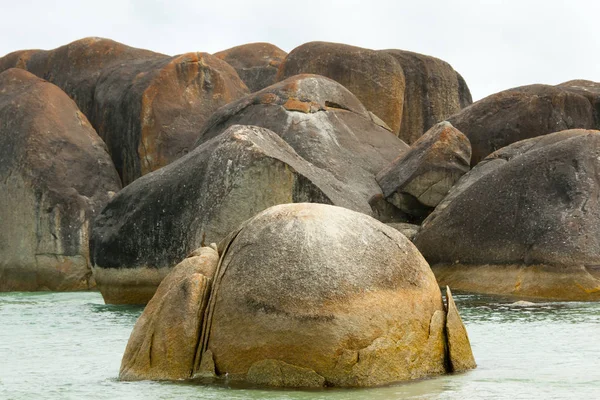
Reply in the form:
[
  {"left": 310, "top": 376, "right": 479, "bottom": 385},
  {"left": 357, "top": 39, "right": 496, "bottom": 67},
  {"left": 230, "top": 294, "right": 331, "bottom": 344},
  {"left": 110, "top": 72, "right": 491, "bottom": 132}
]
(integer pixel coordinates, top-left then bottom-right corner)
[
  {"left": 119, "top": 203, "right": 476, "bottom": 386},
  {"left": 0, "top": 37, "right": 250, "bottom": 185},
  {"left": 196, "top": 74, "right": 409, "bottom": 215},
  {"left": 119, "top": 246, "right": 219, "bottom": 381},
  {"left": 376, "top": 122, "right": 471, "bottom": 219},
  {"left": 214, "top": 42, "right": 287, "bottom": 92},
  {"left": 277, "top": 42, "right": 406, "bottom": 134},
  {"left": 448, "top": 82, "right": 600, "bottom": 166},
  {"left": 0, "top": 68, "right": 121, "bottom": 291},
  {"left": 91, "top": 125, "right": 357, "bottom": 304},
  {"left": 414, "top": 129, "right": 600, "bottom": 300},
  {"left": 445, "top": 287, "right": 476, "bottom": 372},
  {"left": 195, "top": 203, "right": 474, "bottom": 387},
  {"left": 383, "top": 50, "right": 472, "bottom": 144}
]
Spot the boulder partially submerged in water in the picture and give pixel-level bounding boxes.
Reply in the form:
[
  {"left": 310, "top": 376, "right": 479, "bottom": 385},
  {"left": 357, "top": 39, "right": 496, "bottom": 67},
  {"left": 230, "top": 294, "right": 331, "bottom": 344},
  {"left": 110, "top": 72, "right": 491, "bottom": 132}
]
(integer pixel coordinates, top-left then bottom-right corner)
[
  {"left": 120, "top": 203, "right": 476, "bottom": 387},
  {"left": 0, "top": 68, "right": 121, "bottom": 291},
  {"left": 414, "top": 129, "right": 600, "bottom": 300},
  {"left": 120, "top": 246, "right": 219, "bottom": 381}
]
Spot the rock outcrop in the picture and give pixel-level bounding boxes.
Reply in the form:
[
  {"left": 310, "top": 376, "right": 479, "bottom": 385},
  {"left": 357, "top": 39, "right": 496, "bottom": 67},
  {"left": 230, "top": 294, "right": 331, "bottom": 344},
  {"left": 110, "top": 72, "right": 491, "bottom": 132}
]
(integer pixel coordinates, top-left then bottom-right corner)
[
  {"left": 196, "top": 74, "right": 409, "bottom": 215},
  {"left": 0, "top": 68, "right": 121, "bottom": 291},
  {"left": 414, "top": 129, "right": 600, "bottom": 300},
  {"left": 91, "top": 125, "right": 356, "bottom": 304},
  {"left": 92, "top": 51, "right": 249, "bottom": 184},
  {"left": 383, "top": 50, "right": 472, "bottom": 144},
  {"left": 214, "top": 42, "right": 287, "bottom": 92},
  {"left": 448, "top": 83, "right": 599, "bottom": 165},
  {"left": 376, "top": 121, "right": 471, "bottom": 219},
  {"left": 0, "top": 37, "right": 250, "bottom": 185},
  {"left": 120, "top": 203, "right": 476, "bottom": 386},
  {"left": 0, "top": 37, "right": 164, "bottom": 117},
  {"left": 276, "top": 42, "right": 406, "bottom": 134},
  {"left": 119, "top": 246, "right": 219, "bottom": 380}
]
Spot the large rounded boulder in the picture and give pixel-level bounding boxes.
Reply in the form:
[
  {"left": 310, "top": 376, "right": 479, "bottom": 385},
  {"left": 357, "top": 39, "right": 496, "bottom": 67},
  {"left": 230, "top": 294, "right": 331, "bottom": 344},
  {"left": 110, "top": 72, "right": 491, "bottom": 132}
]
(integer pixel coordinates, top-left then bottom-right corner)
[
  {"left": 414, "top": 129, "right": 600, "bottom": 300},
  {"left": 120, "top": 203, "right": 475, "bottom": 386},
  {"left": 91, "top": 125, "right": 355, "bottom": 304},
  {"left": 0, "top": 68, "right": 121, "bottom": 291},
  {"left": 448, "top": 82, "right": 599, "bottom": 165},
  {"left": 0, "top": 37, "right": 165, "bottom": 117},
  {"left": 0, "top": 37, "right": 250, "bottom": 185},
  {"left": 383, "top": 50, "right": 472, "bottom": 144},
  {"left": 277, "top": 42, "right": 406, "bottom": 134},
  {"left": 196, "top": 74, "right": 409, "bottom": 215},
  {"left": 198, "top": 203, "right": 475, "bottom": 386},
  {"left": 214, "top": 42, "right": 287, "bottom": 92},
  {"left": 91, "top": 50, "right": 249, "bottom": 184}
]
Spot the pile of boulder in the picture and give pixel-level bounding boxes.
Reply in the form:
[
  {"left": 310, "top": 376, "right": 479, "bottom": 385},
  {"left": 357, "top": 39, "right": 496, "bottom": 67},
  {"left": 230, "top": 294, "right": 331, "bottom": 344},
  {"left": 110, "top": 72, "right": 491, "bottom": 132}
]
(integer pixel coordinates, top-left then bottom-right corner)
[{"left": 3, "top": 35, "right": 600, "bottom": 387}]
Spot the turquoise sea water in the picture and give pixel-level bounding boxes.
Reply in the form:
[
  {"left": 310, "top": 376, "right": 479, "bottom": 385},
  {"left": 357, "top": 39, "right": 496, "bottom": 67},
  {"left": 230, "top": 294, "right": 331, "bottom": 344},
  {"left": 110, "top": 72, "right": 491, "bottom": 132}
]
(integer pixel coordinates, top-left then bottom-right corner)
[{"left": 0, "top": 291, "right": 598, "bottom": 399}]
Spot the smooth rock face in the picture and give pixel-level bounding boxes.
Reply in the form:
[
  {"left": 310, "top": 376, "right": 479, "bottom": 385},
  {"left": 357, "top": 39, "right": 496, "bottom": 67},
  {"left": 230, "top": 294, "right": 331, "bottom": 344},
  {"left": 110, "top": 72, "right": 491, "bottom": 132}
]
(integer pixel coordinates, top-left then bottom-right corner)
[
  {"left": 0, "top": 37, "right": 250, "bottom": 185},
  {"left": 383, "top": 50, "right": 472, "bottom": 144},
  {"left": 92, "top": 51, "right": 249, "bottom": 184},
  {"left": 91, "top": 125, "right": 350, "bottom": 304},
  {"left": 195, "top": 203, "right": 474, "bottom": 387},
  {"left": 277, "top": 42, "right": 406, "bottom": 134},
  {"left": 376, "top": 122, "right": 471, "bottom": 218},
  {"left": 214, "top": 42, "right": 287, "bottom": 92},
  {"left": 414, "top": 129, "right": 600, "bottom": 300},
  {"left": 0, "top": 68, "right": 121, "bottom": 291},
  {"left": 119, "top": 247, "right": 219, "bottom": 380},
  {"left": 196, "top": 74, "right": 409, "bottom": 215},
  {"left": 448, "top": 83, "right": 598, "bottom": 165}
]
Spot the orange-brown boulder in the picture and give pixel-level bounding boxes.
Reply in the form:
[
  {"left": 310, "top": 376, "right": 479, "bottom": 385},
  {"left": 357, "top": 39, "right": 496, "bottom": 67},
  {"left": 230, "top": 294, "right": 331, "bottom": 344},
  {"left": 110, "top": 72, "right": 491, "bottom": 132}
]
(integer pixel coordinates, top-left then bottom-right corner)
[
  {"left": 118, "top": 203, "right": 476, "bottom": 386},
  {"left": 92, "top": 51, "right": 249, "bottom": 184},
  {"left": 383, "top": 50, "right": 472, "bottom": 144},
  {"left": 0, "top": 37, "right": 250, "bottom": 185},
  {"left": 194, "top": 203, "right": 475, "bottom": 387},
  {"left": 119, "top": 246, "right": 219, "bottom": 381},
  {"left": 277, "top": 41, "right": 405, "bottom": 134}
]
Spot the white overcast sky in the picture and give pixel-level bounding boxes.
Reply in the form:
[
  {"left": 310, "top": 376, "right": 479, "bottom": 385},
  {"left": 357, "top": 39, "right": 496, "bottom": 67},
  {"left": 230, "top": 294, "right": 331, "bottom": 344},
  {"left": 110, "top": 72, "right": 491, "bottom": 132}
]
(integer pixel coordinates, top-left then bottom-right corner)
[{"left": 1, "top": 0, "right": 597, "bottom": 101}]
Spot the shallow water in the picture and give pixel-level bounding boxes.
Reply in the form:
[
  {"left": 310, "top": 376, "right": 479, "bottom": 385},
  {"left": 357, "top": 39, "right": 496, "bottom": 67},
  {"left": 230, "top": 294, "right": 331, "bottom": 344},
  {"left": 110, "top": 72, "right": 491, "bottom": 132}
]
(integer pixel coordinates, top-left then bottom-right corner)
[{"left": 0, "top": 292, "right": 598, "bottom": 400}]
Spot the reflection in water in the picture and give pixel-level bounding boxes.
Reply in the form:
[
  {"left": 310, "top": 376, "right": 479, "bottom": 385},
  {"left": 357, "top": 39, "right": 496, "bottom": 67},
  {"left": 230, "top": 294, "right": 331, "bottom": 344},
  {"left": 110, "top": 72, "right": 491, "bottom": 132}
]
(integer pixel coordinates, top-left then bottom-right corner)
[{"left": 0, "top": 291, "right": 599, "bottom": 399}]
